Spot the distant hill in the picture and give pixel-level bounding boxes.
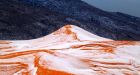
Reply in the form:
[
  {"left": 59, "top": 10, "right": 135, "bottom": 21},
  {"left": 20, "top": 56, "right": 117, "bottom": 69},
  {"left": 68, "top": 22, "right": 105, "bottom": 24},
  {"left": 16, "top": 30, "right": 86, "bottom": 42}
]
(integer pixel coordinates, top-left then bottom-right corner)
[{"left": 0, "top": 0, "right": 140, "bottom": 40}]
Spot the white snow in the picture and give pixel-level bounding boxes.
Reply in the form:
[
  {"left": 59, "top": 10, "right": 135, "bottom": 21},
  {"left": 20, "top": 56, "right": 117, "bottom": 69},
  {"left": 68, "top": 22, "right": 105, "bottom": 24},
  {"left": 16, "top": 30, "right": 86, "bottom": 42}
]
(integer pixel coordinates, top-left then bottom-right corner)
[{"left": 0, "top": 25, "right": 140, "bottom": 75}]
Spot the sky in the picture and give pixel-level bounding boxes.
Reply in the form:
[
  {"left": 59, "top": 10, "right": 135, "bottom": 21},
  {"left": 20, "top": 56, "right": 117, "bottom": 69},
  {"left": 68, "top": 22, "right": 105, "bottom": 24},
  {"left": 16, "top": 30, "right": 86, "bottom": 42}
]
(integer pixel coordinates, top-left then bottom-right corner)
[{"left": 82, "top": 0, "right": 140, "bottom": 17}]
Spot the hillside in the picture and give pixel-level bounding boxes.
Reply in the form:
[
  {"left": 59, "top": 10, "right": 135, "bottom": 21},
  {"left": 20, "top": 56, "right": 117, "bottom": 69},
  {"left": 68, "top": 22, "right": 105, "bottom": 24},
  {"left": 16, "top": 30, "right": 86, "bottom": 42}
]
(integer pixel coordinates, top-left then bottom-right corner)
[{"left": 0, "top": 0, "right": 140, "bottom": 40}]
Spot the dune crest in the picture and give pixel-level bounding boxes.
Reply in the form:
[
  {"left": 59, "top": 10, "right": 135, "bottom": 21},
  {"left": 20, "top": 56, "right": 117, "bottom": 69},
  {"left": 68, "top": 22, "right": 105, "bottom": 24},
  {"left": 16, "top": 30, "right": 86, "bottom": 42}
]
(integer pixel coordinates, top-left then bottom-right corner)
[{"left": 0, "top": 25, "right": 140, "bottom": 75}]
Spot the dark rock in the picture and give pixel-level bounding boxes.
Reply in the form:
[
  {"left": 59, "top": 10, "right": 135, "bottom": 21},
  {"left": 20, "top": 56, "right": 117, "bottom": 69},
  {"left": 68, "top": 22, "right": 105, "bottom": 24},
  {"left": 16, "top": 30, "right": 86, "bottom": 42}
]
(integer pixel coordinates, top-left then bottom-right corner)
[{"left": 0, "top": 0, "right": 140, "bottom": 40}]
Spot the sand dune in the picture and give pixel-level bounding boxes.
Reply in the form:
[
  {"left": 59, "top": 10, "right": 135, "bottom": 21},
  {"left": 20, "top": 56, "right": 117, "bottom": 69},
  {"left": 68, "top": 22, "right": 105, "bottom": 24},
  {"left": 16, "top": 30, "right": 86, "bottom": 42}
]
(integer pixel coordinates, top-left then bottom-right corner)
[{"left": 0, "top": 25, "right": 140, "bottom": 75}]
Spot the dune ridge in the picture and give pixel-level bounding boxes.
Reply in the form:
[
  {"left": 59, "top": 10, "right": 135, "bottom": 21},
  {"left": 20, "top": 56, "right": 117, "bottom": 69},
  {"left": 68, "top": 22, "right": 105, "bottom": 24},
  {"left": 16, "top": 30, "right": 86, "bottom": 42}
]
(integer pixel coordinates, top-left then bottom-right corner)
[{"left": 0, "top": 25, "right": 140, "bottom": 75}]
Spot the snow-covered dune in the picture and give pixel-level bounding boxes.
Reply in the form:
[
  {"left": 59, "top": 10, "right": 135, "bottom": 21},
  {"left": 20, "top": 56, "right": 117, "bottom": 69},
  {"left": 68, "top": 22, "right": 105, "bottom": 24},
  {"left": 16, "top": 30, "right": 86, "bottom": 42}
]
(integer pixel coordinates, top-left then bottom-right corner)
[{"left": 0, "top": 25, "right": 140, "bottom": 75}]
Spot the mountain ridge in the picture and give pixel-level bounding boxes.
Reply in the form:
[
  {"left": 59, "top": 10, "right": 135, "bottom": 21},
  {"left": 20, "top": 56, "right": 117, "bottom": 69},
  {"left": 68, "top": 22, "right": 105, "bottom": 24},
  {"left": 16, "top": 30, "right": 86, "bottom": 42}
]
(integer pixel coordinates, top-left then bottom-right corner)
[{"left": 0, "top": 0, "right": 140, "bottom": 40}]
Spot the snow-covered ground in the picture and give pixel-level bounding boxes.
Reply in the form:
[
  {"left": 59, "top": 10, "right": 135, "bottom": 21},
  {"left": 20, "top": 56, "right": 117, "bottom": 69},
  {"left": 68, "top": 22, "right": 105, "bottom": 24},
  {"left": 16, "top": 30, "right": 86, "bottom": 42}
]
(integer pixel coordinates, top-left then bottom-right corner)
[{"left": 0, "top": 25, "right": 140, "bottom": 75}]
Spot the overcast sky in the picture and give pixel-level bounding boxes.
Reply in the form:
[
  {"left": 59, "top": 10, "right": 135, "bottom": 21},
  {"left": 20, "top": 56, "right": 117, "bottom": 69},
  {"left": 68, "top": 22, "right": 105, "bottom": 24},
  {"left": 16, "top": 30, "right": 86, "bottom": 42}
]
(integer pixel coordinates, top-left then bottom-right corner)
[{"left": 82, "top": 0, "right": 140, "bottom": 17}]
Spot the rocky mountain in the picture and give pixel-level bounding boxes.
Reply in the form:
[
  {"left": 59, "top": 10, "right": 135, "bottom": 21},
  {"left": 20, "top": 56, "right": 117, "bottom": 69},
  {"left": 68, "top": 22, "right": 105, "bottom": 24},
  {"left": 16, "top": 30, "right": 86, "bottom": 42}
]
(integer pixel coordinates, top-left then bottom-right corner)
[
  {"left": 0, "top": 0, "right": 140, "bottom": 40},
  {"left": 0, "top": 25, "right": 140, "bottom": 75}
]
